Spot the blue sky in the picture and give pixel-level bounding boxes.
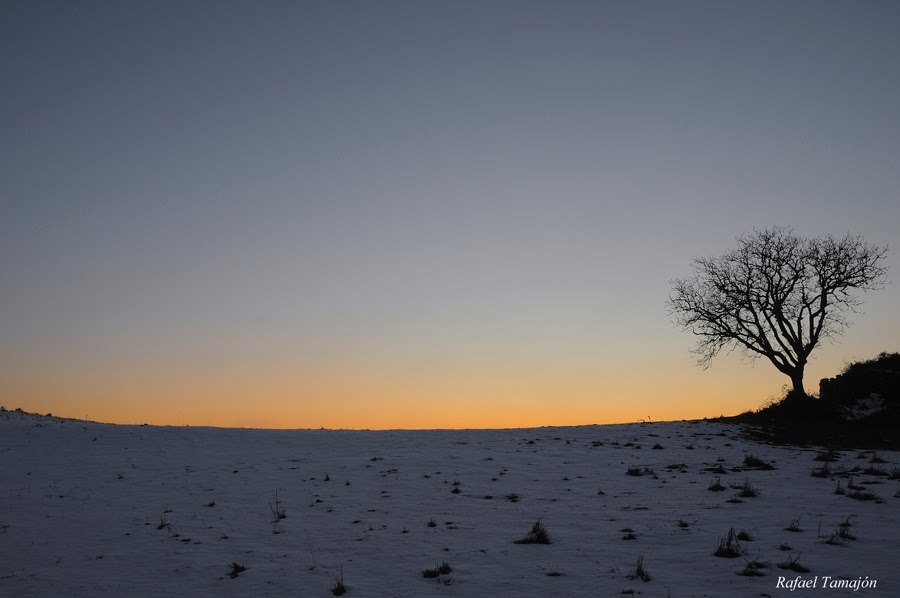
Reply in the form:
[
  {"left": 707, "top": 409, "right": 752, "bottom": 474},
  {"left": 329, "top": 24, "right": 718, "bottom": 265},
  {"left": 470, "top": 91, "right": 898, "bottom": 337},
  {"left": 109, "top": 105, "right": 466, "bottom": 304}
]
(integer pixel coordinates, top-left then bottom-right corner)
[{"left": 2, "top": 1, "right": 898, "bottom": 427}]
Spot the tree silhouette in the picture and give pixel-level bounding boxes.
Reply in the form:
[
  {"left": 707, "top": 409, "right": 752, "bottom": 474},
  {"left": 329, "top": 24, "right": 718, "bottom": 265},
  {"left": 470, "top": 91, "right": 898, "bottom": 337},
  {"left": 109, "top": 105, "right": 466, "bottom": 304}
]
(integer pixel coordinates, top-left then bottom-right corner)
[{"left": 669, "top": 227, "right": 888, "bottom": 398}]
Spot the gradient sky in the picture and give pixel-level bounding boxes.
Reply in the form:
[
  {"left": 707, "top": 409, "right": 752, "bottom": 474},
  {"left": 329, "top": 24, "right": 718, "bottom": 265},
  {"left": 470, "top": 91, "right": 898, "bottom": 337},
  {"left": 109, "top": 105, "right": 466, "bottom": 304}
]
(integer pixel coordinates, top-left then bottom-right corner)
[{"left": 2, "top": 1, "right": 899, "bottom": 429}]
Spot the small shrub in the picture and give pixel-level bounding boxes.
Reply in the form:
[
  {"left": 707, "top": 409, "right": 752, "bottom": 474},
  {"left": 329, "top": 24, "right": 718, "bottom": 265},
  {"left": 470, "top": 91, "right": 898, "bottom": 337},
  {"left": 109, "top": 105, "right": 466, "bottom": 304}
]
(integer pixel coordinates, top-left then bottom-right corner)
[
  {"left": 848, "top": 488, "right": 879, "bottom": 501},
  {"left": 814, "top": 450, "right": 840, "bottom": 462},
  {"left": 736, "top": 529, "right": 754, "bottom": 542},
  {"left": 738, "top": 559, "right": 767, "bottom": 577},
  {"left": 778, "top": 543, "right": 792, "bottom": 551},
  {"left": 743, "top": 454, "right": 775, "bottom": 470},
  {"left": 427, "top": 519, "right": 436, "bottom": 528},
  {"left": 331, "top": 566, "right": 346, "bottom": 595},
  {"left": 810, "top": 464, "right": 831, "bottom": 478},
  {"left": 777, "top": 555, "right": 809, "bottom": 573},
  {"left": 423, "top": 561, "right": 452, "bottom": 578},
  {"left": 708, "top": 477, "right": 725, "bottom": 492},
  {"left": 736, "top": 479, "right": 758, "bottom": 498},
  {"left": 714, "top": 527, "right": 743, "bottom": 558},
  {"left": 870, "top": 452, "right": 887, "bottom": 464},
  {"left": 827, "top": 516, "right": 856, "bottom": 544},
  {"left": 652, "top": 443, "right": 664, "bottom": 450},
  {"left": 862, "top": 466, "right": 887, "bottom": 477},
  {"left": 269, "top": 489, "right": 286, "bottom": 522},
  {"left": 834, "top": 481, "right": 845, "bottom": 495},
  {"left": 676, "top": 519, "right": 690, "bottom": 528},
  {"left": 627, "top": 554, "right": 650, "bottom": 582},
  {"left": 514, "top": 520, "right": 552, "bottom": 545},
  {"left": 785, "top": 518, "right": 802, "bottom": 533},
  {"left": 626, "top": 466, "right": 655, "bottom": 477},
  {"left": 227, "top": 562, "right": 247, "bottom": 579}
]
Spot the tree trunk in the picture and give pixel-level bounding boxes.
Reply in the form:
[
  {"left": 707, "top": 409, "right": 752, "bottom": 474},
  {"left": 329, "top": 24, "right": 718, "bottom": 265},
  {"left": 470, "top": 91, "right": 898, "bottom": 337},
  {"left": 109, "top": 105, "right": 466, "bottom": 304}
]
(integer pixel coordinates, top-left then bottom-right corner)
[{"left": 789, "top": 368, "right": 807, "bottom": 399}]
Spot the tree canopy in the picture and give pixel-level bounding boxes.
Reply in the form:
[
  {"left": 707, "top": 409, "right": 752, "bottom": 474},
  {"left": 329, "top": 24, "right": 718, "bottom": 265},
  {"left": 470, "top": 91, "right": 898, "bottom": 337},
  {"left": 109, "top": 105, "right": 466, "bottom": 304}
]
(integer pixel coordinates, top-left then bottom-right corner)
[{"left": 669, "top": 227, "right": 888, "bottom": 398}]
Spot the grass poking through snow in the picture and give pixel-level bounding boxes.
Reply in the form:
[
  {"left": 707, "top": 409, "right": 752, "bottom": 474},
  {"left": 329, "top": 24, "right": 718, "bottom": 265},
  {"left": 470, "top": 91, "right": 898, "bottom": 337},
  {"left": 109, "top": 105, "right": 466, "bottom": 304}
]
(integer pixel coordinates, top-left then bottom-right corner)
[{"left": 514, "top": 520, "right": 552, "bottom": 545}]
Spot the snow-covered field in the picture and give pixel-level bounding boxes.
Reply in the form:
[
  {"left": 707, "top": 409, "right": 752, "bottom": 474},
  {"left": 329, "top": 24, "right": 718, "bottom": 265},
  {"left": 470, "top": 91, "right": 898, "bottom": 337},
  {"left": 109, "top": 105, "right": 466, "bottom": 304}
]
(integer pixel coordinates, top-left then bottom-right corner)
[{"left": 1, "top": 410, "right": 897, "bottom": 597}]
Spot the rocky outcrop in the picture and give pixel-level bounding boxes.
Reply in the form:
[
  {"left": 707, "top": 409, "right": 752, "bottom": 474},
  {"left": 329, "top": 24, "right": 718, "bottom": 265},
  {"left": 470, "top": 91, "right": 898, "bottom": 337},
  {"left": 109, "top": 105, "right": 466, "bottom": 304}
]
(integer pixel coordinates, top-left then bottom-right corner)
[{"left": 819, "top": 352, "right": 900, "bottom": 422}]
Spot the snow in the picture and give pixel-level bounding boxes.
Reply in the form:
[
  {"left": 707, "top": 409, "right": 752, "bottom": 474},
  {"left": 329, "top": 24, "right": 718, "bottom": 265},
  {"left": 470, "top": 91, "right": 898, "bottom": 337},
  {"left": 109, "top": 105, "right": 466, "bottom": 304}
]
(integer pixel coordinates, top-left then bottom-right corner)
[
  {"left": 1, "top": 410, "right": 897, "bottom": 596},
  {"left": 840, "top": 395, "right": 886, "bottom": 422}
]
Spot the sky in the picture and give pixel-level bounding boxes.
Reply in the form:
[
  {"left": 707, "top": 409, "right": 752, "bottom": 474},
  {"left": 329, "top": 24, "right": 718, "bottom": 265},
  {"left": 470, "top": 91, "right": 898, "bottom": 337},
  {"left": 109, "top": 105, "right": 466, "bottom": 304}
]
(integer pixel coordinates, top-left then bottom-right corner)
[{"left": 2, "top": 0, "right": 899, "bottom": 429}]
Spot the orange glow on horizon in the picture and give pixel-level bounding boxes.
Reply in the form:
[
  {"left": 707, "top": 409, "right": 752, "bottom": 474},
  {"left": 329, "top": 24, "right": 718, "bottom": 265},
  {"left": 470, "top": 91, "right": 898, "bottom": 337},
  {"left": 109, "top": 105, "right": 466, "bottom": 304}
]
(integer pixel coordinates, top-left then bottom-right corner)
[{"left": 2, "top": 353, "right": 800, "bottom": 430}]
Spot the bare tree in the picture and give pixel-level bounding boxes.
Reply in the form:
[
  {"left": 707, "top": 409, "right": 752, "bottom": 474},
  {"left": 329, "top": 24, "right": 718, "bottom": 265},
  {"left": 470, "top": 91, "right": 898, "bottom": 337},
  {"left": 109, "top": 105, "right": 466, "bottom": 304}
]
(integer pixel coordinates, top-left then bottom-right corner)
[{"left": 669, "top": 227, "right": 888, "bottom": 398}]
